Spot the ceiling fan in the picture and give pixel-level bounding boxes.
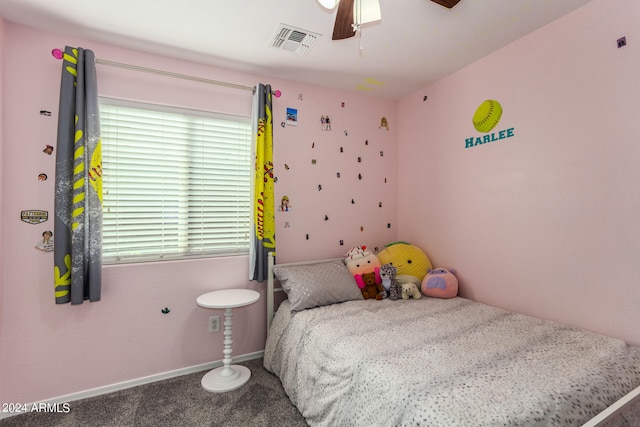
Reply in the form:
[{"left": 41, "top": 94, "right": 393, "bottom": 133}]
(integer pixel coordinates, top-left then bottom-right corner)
[{"left": 319, "top": 0, "right": 462, "bottom": 41}]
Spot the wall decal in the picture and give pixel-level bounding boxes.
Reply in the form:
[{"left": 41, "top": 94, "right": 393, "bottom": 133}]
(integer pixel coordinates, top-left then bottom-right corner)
[
  {"left": 380, "top": 151, "right": 384, "bottom": 156},
  {"left": 306, "top": 234, "right": 309, "bottom": 240},
  {"left": 284, "top": 163, "right": 290, "bottom": 170},
  {"left": 351, "top": 199, "right": 355, "bottom": 204},
  {"left": 281, "top": 121, "right": 286, "bottom": 127},
  {"left": 21, "top": 210, "right": 48, "bottom": 224},
  {"left": 379, "top": 202, "right": 382, "bottom": 207},
  {"left": 312, "top": 142, "right": 315, "bottom": 148},
  {"left": 321, "top": 115, "right": 331, "bottom": 130},
  {"left": 324, "top": 215, "right": 329, "bottom": 221},
  {"left": 286, "top": 107, "right": 298, "bottom": 126},
  {"left": 312, "top": 159, "right": 317, "bottom": 165},
  {"left": 340, "top": 147, "right": 344, "bottom": 153},
  {"left": 423, "top": 96, "right": 428, "bottom": 101},
  {"left": 340, "top": 240, "right": 344, "bottom": 246},
  {"left": 466, "top": 99, "right": 515, "bottom": 149},
  {"left": 344, "top": 130, "right": 348, "bottom": 136},
  {"left": 40, "top": 110, "right": 52, "bottom": 116},
  {"left": 472, "top": 100, "right": 502, "bottom": 133},
  {"left": 365, "top": 139, "right": 369, "bottom": 145},
  {"left": 279, "top": 196, "right": 291, "bottom": 212},
  {"left": 337, "top": 172, "right": 341, "bottom": 178},
  {"left": 341, "top": 102, "right": 345, "bottom": 107},
  {"left": 360, "top": 226, "right": 364, "bottom": 232},
  {"left": 298, "top": 93, "right": 303, "bottom": 100},
  {"left": 357, "top": 157, "right": 361, "bottom": 163},
  {"left": 35, "top": 230, "right": 54, "bottom": 252},
  {"left": 284, "top": 221, "right": 291, "bottom": 228},
  {"left": 358, "top": 173, "right": 362, "bottom": 180},
  {"left": 161, "top": 307, "right": 171, "bottom": 314},
  {"left": 43, "top": 145, "right": 54, "bottom": 155},
  {"left": 379, "top": 117, "right": 389, "bottom": 130},
  {"left": 38, "top": 173, "right": 48, "bottom": 182},
  {"left": 318, "top": 184, "right": 322, "bottom": 191}
]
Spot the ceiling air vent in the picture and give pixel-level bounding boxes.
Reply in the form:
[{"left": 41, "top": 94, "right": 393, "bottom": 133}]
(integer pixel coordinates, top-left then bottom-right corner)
[{"left": 270, "top": 24, "right": 321, "bottom": 56}]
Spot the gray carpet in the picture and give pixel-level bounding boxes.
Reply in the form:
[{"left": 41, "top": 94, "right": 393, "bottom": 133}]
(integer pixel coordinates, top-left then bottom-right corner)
[{"left": 0, "top": 358, "right": 308, "bottom": 427}]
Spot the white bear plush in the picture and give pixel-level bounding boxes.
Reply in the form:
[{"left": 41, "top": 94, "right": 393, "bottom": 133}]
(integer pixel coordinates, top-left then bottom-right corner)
[{"left": 401, "top": 282, "right": 422, "bottom": 299}]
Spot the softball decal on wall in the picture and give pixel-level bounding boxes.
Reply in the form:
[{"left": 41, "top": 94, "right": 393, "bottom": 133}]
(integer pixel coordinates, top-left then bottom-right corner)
[
  {"left": 465, "top": 99, "right": 515, "bottom": 149},
  {"left": 472, "top": 100, "right": 502, "bottom": 133}
]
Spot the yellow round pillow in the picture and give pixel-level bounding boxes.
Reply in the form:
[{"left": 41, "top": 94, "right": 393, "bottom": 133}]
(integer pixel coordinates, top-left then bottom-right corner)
[{"left": 377, "top": 242, "right": 432, "bottom": 282}]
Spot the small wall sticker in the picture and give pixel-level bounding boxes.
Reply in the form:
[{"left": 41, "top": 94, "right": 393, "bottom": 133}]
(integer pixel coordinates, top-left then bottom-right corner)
[
  {"left": 286, "top": 108, "right": 298, "bottom": 126},
  {"left": 38, "top": 173, "right": 48, "bottom": 182},
  {"left": 40, "top": 110, "right": 52, "bottom": 116},
  {"left": 35, "top": 230, "right": 54, "bottom": 252},
  {"left": 21, "top": 210, "right": 48, "bottom": 224},
  {"left": 321, "top": 115, "right": 332, "bottom": 131},
  {"left": 43, "top": 145, "right": 54, "bottom": 155},
  {"left": 280, "top": 196, "right": 291, "bottom": 212},
  {"left": 379, "top": 117, "right": 389, "bottom": 130}
]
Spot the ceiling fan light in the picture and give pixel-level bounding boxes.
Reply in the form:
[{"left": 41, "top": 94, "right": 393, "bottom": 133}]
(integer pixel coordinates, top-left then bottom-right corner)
[{"left": 318, "top": 0, "right": 339, "bottom": 10}]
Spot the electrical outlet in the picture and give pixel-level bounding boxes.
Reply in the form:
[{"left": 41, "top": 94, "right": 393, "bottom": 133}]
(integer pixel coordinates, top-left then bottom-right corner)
[{"left": 209, "top": 316, "right": 220, "bottom": 333}]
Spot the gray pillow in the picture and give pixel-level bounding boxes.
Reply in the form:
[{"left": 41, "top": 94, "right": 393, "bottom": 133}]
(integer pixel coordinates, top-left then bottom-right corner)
[{"left": 273, "top": 260, "right": 363, "bottom": 311}]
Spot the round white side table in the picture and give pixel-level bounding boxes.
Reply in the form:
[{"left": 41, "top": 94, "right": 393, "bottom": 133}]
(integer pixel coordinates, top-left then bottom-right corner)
[{"left": 196, "top": 288, "right": 260, "bottom": 392}]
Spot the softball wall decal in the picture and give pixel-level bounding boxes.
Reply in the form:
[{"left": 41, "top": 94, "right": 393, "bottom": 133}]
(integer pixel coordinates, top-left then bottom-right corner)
[{"left": 472, "top": 100, "right": 503, "bottom": 133}]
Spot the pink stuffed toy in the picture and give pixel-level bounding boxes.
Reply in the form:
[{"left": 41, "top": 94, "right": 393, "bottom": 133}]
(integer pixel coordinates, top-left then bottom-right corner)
[
  {"left": 344, "top": 245, "right": 382, "bottom": 293},
  {"left": 421, "top": 268, "right": 458, "bottom": 299}
]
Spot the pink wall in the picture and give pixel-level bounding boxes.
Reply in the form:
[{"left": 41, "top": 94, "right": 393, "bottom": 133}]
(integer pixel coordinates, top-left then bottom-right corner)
[
  {"left": 397, "top": 0, "right": 640, "bottom": 345},
  {"left": 0, "top": 22, "right": 397, "bottom": 404}
]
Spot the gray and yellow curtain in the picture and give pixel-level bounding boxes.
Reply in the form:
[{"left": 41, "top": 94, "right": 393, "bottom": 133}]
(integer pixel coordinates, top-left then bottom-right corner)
[
  {"left": 250, "top": 83, "right": 275, "bottom": 282},
  {"left": 54, "top": 46, "right": 103, "bottom": 304}
]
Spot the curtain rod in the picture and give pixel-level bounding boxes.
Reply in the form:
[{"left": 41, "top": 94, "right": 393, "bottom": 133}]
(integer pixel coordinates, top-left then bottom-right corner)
[
  {"left": 51, "top": 48, "right": 259, "bottom": 93},
  {"left": 96, "top": 58, "right": 255, "bottom": 92}
]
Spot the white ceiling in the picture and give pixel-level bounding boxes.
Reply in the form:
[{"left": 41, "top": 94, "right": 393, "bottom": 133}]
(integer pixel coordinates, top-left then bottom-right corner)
[{"left": 0, "top": 0, "right": 594, "bottom": 99}]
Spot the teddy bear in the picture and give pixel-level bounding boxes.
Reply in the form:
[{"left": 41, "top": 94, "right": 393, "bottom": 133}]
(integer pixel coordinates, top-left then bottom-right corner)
[
  {"left": 401, "top": 282, "right": 422, "bottom": 299},
  {"left": 344, "top": 245, "right": 381, "bottom": 289},
  {"left": 380, "top": 263, "right": 400, "bottom": 301},
  {"left": 361, "top": 271, "right": 384, "bottom": 300}
]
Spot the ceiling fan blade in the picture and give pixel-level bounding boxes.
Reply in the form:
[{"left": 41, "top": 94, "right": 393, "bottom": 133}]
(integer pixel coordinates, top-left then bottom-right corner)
[
  {"left": 332, "top": 0, "right": 356, "bottom": 40},
  {"left": 430, "top": 0, "right": 461, "bottom": 8}
]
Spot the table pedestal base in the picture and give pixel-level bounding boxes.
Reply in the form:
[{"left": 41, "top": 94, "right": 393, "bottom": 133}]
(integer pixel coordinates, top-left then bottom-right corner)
[{"left": 201, "top": 365, "right": 251, "bottom": 392}]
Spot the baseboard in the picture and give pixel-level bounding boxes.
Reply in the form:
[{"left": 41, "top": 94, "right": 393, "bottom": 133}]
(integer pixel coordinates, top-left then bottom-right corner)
[{"left": 0, "top": 351, "right": 264, "bottom": 420}]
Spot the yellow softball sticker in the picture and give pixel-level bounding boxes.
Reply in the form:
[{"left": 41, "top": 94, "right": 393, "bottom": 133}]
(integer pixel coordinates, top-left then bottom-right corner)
[{"left": 472, "top": 100, "right": 502, "bottom": 133}]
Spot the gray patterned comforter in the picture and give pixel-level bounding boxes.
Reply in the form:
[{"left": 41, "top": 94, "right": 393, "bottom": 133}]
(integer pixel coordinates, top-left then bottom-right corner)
[{"left": 264, "top": 297, "right": 640, "bottom": 426}]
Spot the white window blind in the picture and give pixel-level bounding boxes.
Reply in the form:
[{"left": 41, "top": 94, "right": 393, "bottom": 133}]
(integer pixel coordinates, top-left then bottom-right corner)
[{"left": 100, "top": 99, "right": 252, "bottom": 264}]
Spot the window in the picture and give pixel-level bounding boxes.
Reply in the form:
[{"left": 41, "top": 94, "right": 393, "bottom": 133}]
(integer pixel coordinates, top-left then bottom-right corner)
[{"left": 100, "top": 98, "right": 252, "bottom": 264}]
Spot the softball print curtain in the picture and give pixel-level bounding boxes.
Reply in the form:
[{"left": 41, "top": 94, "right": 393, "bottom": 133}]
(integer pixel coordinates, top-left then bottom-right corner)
[
  {"left": 250, "top": 83, "right": 275, "bottom": 282},
  {"left": 54, "top": 46, "right": 103, "bottom": 304}
]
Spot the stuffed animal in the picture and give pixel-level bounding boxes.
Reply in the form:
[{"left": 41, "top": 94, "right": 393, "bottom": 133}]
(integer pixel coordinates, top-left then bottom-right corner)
[
  {"left": 401, "top": 282, "right": 422, "bottom": 299},
  {"left": 361, "top": 271, "right": 384, "bottom": 300},
  {"left": 380, "top": 263, "right": 400, "bottom": 301},
  {"left": 377, "top": 242, "right": 432, "bottom": 287},
  {"left": 344, "top": 245, "right": 381, "bottom": 289},
  {"left": 422, "top": 268, "right": 458, "bottom": 299}
]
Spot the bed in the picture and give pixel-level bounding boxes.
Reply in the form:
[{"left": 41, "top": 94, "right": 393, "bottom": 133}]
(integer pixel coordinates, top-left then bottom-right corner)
[{"left": 263, "top": 254, "right": 640, "bottom": 426}]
